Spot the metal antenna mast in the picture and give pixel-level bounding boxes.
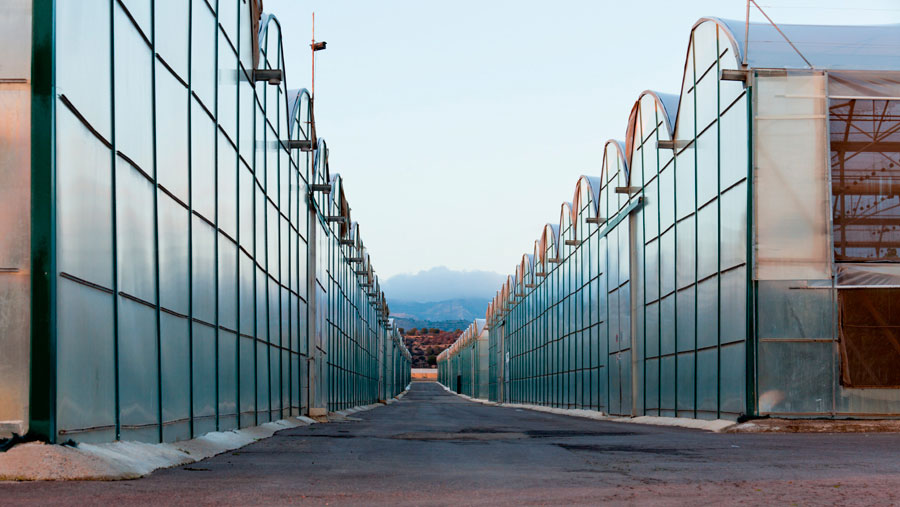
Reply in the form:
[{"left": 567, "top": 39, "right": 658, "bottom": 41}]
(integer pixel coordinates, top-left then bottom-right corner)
[{"left": 312, "top": 12, "right": 316, "bottom": 98}]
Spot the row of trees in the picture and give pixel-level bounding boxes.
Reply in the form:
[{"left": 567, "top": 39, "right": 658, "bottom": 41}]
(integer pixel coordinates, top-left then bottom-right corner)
[{"left": 399, "top": 328, "right": 455, "bottom": 336}]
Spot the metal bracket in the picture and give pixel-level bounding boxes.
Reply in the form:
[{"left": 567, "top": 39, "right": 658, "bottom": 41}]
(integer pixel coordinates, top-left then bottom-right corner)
[
  {"left": 565, "top": 239, "right": 580, "bottom": 246},
  {"left": 348, "top": 257, "right": 365, "bottom": 263},
  {"left": 657, "top": 139, "right": 689, "bottom": 151},
  {"left": 339, "top": 239, "right": 355, "bottom": 246},
  {"left": 586, "top": 216, "right": 607, "bottom": 225},
  {"left": 720, "top": 68, "right": 751, "bottom": 85},
  {"left": 615, "top": 186, "right": 641, "bottom": 195},
  {"left": 326, "top": 216, "right": 348, "bottom": 224},
  {"left": 253, "top": 68, "right": 283, "bottom": 85},
  {"left": 287, "top": 139, "right": 315, "bottom": 152},
  {"left": 309, "top": 183, "right": 332, "bottom": 193}
]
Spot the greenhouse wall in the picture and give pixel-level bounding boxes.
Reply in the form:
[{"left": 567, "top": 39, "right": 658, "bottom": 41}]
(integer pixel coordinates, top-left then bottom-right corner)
[
  {"left": 0, "top": 0, "right": 409, "bottom": 443},
  {"left": 487, "top": 316, "right": 504, "bottom": 402},
  {"left": 479, "top": 20, "right": 749, "bottom": 420},
  {"left": 474, "top": 19, "right": 900, "bottom": 421},
  {"left": 437, "top": 319, "right": 489, "bottom": 399}
]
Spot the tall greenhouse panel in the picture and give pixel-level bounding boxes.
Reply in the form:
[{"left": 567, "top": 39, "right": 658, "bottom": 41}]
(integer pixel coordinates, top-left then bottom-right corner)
[
  {"left": 0, "top": 0, "right": 410, "bottom": 444},
  {"left": 440, "top": 18, "right": 900, "bottom": 421}
]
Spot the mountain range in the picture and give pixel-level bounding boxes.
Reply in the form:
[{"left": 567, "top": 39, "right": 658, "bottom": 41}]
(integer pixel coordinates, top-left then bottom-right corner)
[
  {"left": 382, "top": 266, "right": 505, "bottom": 303},
  {"left": 383, "top": 267, "right": 503, "bottom": 331}
]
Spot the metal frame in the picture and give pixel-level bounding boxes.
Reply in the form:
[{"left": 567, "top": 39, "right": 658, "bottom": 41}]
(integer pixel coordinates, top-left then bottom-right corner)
[{"left": 24, "top": 0, "right": 408, "bottom": 444}]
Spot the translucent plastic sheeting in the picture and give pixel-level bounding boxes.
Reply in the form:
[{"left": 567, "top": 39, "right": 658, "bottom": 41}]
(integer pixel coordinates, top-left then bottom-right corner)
[
  {"left": 716, "top": 18, "right": 900, "bottom": 72},
  {"left": 0, "top": 0, "right": 31, "bottom": 435},
  {"left": 836, "top": 264, "right": 900, "bottom": 287},
  {"left": 828, "top": 71, "right": 900, "bottom": 99},
  {"left": 828, "top": 71, "right": 900, "bottom": 264},
  {"left": 755, "top": 71, "right": 832, "bottom": 280}
]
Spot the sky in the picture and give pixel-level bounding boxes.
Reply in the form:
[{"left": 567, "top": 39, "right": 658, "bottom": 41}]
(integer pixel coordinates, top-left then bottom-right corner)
[{"left": 264, "top": 0, "right": 900, "bottom": 281}]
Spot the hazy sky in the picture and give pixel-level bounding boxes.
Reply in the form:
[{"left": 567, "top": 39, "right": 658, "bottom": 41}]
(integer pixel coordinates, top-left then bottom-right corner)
[{"left": 264, "top": 0, "right": 900, "bottom": 280}]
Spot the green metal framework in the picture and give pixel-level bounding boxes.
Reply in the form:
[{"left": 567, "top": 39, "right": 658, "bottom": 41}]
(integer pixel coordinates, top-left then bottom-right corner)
[
  {"left": 442, "top": 19, "right": 900, "bottom": 421},
  {"left": 441, "top": 20, "right": 751, "bottom": 419},
  {"left": 18, "top": 0, "right": 410, "bottom": 444}
]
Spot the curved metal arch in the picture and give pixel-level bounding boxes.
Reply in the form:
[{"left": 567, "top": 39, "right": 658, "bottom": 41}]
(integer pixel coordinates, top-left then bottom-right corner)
[
  {"left": 572, "top": 174, "right": 604, "bottom": 227},
  {"left": 624, "top": 90, "right": 679, "bottom": 182},
  {"left": 475, "top": 318, "right": 487, "bottom": 337},
  {"left": 257, "top": 13, "right": 293, "bottom": 133},
  {"left": 328, "top": 173, "right": 351, "bottom": 237},
  {"left": 601, "top": 139, "right": 629, "bottom": 183},
  {"left": 669, "top": 18, "right": 744, "bottom": 140},
  {"left": 558, "top": 201, "right": 575, "bottom": 243},
  {"left": 515, "top": 262, "right": 525, "bottom": 292},
  {"left": 348, "top": 221, "right": 362, "bottom": 250},
  {"left": 539, "top": 223, "right": 561, "bottom": 266},
  {"left": 505, "top": 275, "right": 517, "bottom": 304},
  {"left": 626, "top": 91, "right": 678, "bottom": 149},
  {"left": 693, "top": 17, "right": 745, "bottom": 69},
  {"left": 519, "top": 253, "right": 534, "bottom": 288},
  {"left": 288, "top": 88, "right": 313, "bottom": 141},
  {"left": 311, "top": 137, "right": 329, "bottom": 184}
]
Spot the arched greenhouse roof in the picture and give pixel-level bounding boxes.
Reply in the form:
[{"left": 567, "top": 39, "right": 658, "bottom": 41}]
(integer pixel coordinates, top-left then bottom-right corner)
[{"left": 711, "top": 17, "right": 900, "bottom": 71}]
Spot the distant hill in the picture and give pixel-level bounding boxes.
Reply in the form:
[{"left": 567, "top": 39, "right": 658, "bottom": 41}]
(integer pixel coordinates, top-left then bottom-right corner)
[
  {"left": 388, "top": 298, "right": 489, "bottom": 332},
  {"left": 389, "top": 298, "right": 488, "bottom": 322},
  {"left": 403, "top": 330, "right": 461, "bottom": 368},
  {"left": 382, "top": 266, "right": 504, "bottom": 302},
  {"left": 383, "top": 266, "right": 499, "bottom": 332},
  {"left": 391, "top": 318, "right": 471, "bottom": 333}
]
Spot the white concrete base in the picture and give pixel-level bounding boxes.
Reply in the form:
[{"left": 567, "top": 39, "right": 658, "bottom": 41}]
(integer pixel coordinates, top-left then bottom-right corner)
[
  {"left": 0, "top": 417, "right": 312, "bottom": 481},
  {"left": 0, "top": 387, "right": 412, "bottom": 482},
  {"left": 438, "top": 383, "right": 736, "bottom": 433},
  {"left": 0, "top": 421, "right": 25, "bottom": 438}
]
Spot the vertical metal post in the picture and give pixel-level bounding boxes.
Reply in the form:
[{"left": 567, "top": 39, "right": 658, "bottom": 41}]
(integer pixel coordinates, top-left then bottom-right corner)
[
  {"left": 29, "top": 0, "right": 58, "bottom": 442},
  {"left": 656, "top": 109, "right": 662, "bottom": 415},
  {"left": 692, "top": 33, "right": 699, "bottom": 420},
  {"left": 212, "top": 0, "right": 220, "bottom": 432},
  {"left": 110, "top": 0, "right": 121, "bottom": 441},
  {"left": 743, "top": 0, "right": 750, "bottom": 67},
  {"left": 234, "top": 0, "right": 242, "bottom": 430},
  {"left": 151, "top": 0, "right": 164, "bottom": 443},
  {"left": 715, "top": 29, "right": 722, "bottom": 420},
  {"left": 745, "top": 74, "right": 757, "bottom": 418},
  {"left": 187, "top": 0, "right": 195, "bottom": 439}
]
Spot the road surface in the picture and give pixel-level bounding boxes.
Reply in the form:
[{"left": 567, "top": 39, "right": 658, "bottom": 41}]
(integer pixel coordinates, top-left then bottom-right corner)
[{"left": 3, "top": 382, "right": 900, "bottom": 505}]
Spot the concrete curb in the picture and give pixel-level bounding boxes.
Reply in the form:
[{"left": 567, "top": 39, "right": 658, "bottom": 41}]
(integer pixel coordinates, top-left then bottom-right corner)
[
  {"left": 0, "top": 388, "right": 411, "bottom": 482},
  {"left": 438, "top": 383, "right": 736, "bottom": 433},
  {"left": 0, "top": 417, "right": 313, "bottom": 481},
  {"left": 725, "top": 418, "right": 900, "bottom": 433}
]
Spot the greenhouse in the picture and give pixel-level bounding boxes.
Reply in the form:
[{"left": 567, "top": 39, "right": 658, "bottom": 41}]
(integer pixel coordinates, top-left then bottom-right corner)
[
  {"left": 437, "top": 319, "right": 489, "bottom": 398},
  {"left": 440, "top": 18, "right": 900, "bottom": 420},
  {"left": 0, "top": 0, "right": 410, "bottom": 444}
]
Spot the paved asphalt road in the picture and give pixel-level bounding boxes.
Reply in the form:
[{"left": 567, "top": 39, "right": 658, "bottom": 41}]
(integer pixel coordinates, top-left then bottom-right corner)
[{"left": 4, "top": 382, "right": 900, "bottom": 505}]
